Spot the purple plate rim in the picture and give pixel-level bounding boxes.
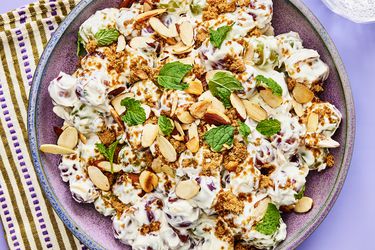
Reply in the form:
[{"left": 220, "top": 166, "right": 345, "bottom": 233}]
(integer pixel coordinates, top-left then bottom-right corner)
[{"left": 27, "top": 0, "right": 355, "bottom": 249}]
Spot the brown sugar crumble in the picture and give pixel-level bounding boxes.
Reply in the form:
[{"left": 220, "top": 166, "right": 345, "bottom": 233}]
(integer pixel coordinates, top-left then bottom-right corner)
[
  {"left": 139, "top": 221, "right": 161, "bottom": 235},
  {"left": 326, "top": 153, "right": 335, "bottom": 167},
  {"left": 222, "top": 54, "right": 246, "bottom": 74},
  {"left": 215, "top": 218, "right": 234, "bottom": 244},
  {"left": 97, "top": 129, "right": 116, "bottom": 146},
  {"left": 223, "top": 141, "right": 248, "bottom": 172},
  {"left": 214, "top": 190, "right": 244, "bottom": 215},
  {"left": 203, "top": 0, "right": 236, "bottom": 20},
  {"left": 86, "top": 39, "right": 98, "bottom": 54}
]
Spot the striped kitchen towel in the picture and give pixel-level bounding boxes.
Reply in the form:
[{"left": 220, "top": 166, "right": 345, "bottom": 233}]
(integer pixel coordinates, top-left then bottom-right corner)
[{"left": 0, "top": 0, "right": 86, "bottom": 249}]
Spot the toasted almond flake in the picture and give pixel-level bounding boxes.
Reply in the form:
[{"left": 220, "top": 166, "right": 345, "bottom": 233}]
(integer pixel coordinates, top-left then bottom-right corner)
[
  {"left": 143, "top": 1, "right": 153, "bottom": 11},
  {"left": 253, "top": 197, "right": 271, "bottom": 222},
  {"left": 179, "top": 21, "right": 194, "bottom": 46},
  {"left": 189, "top": 99, "right": 212, "bottom": 118},
  {"left": 259, "top": 89, "right": 283, "bottom": 108},
  {"left": 230, "top": 93, "right": 247, "bottom": 120},
  {"left": 149, "top": 17, "right": 176, "bottom": 38},
  {"left": 174, "top": 121, "right": 185, "bottom": 136},
  {"left": 181, "top": 124, "right": 190, "bottom": 130},
  {"left": 108, "top": 86, "right": 126, "bottom": 96},
  {"left": 186, "top": 137, "right": 199, "bottom": 153},
  {"left": 317, "top": 137, "right": 340, "bottom": 148},
  {"left": 176, "top": 108, "right": 195, "bottom": 124},
  {"left": 139, "top": 170, "right": 159, "bottom": 193},
  {"left": 188, "top": 123, "right": 199, "bottom": 140},
  {"left": 292, "top": 99, "right": 305, "bottom": 117},
  {"left": 109, "top": 108, "right": 125, "bottom": 130},
  {"left": 157, "top": 135, "right": 177, "bottom": 162},
  {"left": 243, "top": 100, "right": 268, "bottom": 122},
  {"left": 161, "top": 165, "right": 176, "bottom": 177},
  {"left": 78, "top": 133, "right": 87, "bottom": 144},
  {"left": 141, "top": 104, "right": 152, "bottom": 119},
  {"left": 169, "top": 42, "right": 193, "bottom": 55},
  {"left": 53, "top": 106, "right": 70, "bottom": 120},
  {"left": 244, "top": 44, "right": 254, "bottom": 64},
  {"left": 97, "top": 161, "right": 122, "bottom": 173},
  {"left": 204, "top": 108, "right": 231, "bottom": 125},
  {"left": 172, "top": 134, "right": 185, "bottom": 141},
  {"left": 142, "top": 124, "right": 159, "bottom": 147},
  {"left": 111, "top": 93, "right": 134, "bottom": 115},
  {"left": 40, "top": 144, "right": 76, "bottom": 155},
  {"left": 307, "top": 112, "right": 319, "bottom": 132},
  {"left": 116, "top": 35, "right": 126, "bottom": 52},
  {"left": 170, "top": 95, "right": 178, "bottom": 117},
  {"left": 129, "top": 36, "right": 155, "bottom": 49},
  {"left": 175, "top": 179, "right": 200, "bottom": 200},
  {"left": 87, "top": 166, "right": 110, "bottom": 191},
  {"left": 293, "top": 83, "right": 314, "bottom": 104},
  {"left": 185, "top": 80, "right": 203, "bottom": 95},
  {"left": 294, "top": 196, "right": 313, "bottom": 213},
  {"left": 199, "top": 91, "right": 226, "bottom": 113},
  {"left": 57, "top": 126, "right": 78, "bottom": 150},
  {"left": 135, "top": 70, "right": 148, "bottom": 80},
  {"left": 168, "top": 23, "right": 179, "bottom": 37},
  {"left": 135, "top": 9, "right": 166, "bottom": 22},
  {"left": 179, "top": 57, "right": 195, "bottom": 65},
  {"left": 151, "top": 157, "right": 163, "bottom": 173}
]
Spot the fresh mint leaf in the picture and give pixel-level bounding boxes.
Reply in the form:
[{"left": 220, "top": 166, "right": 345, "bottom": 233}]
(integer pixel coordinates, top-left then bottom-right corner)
[
  {"left": 256, "top": 118, "right": 281, "bottom": 137},
  {"left": 294, "top": 185, "right": 305, "bottom": 200},
  {"left": 77, "top": 33, "right": 86, "bottom": 56},
  {"left": 158, "top": 115, "right": 174, "bottom": 136},
  {"left": 255, "top": 203, "right": 281, "bottom": 235},
  {"left": 95, "top": 140, "right": 119, "bottom": 173},
  {"left": 158, "top": 0, "right": 180, "bottom": 12},
  {"left": 255, "top": 75, "right": 283, "bottom": 97},
  {"left": 238, "top": 121, "right": 250, "bottom": 140},
  {"left": 204, "top": 125, "right": 234, "bottom": 152},
  {"left": 208, "top": 71, "right": 243, "bottom": 108},
  {"left": 157, "top": 61, "right": 193, "bottom": 90},
  {"left": 121, "top": 97, "right": 146, "bottom": 126},
  {"left": 94, "top": 28, "right": 120, "bottom": 46},
  {"left": 210, "top": 25, "right": 233, "bottom": 48}
]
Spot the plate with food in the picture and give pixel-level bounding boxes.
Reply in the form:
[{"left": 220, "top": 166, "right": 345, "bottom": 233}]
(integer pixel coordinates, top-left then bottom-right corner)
[{"left": 28, "top": 0, "right": 355, "bottom": 249}]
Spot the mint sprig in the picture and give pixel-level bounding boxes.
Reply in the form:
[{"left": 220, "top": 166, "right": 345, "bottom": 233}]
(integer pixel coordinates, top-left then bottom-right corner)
[
  {"left": 210, "top": 25, "right": 233, "bottom": 48},
  {"left": 208, "top": 71, "right": 243, "bottom": 108},
  {"left": 256, "top": 119, "right": 281, "bottom": 137},
  {"left": 95, "top": 140, "right": 119, "bottom": 173},
  {"left": 204, "top": 125, "right": 234, "bottom": 152},
  {"left": 255, "top": 75, "right": 283, "bottom": 97},
  {"left": 158, "top": 115, "right": 174, "bottom": 136},
  {"left": 157, "top": 62, "right": 193, "bottom": 90},
  {"left": 294, "top": 185, "right": 305, "bottom": 200},
  {"left": 121, "top": 97, "right": 146, "bottom": 126},
  {"left": 255, "top": 203, "right": 281, "bottom": 235},
  {"left": 94, "top": 28, "right": 120, "bottom": 46},
  {"left": 238, "top": 121, "right": 250, "bottom": 141}
]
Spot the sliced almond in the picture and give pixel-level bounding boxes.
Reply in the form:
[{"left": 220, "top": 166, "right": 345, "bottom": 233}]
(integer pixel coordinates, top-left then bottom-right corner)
[
  {"left": 139, "top": 170, "right": 159, "bottom": 193},
  {"left": 176, "top": 108, "right": 195, "bottom": 124},
  {"left": 307, "top": 112, "right": 319, "bottom": 132},
  {"left": 188, "top": 123, "right": 199, "bottom": 140},
  {"left": 186, "top": 137, "right": 199, "bottom": 153},
  {"left": 111, "top": 93, "right": 134, "bottom": 115},
  {"left": 57, "top": 126, "right": 78, "bottom": 150},
  {"left": 161, "top": 165, "right": 176, "bottom": 177},
  {"left": 244, "top": 44, "right": 254, "bottom": 64},
  {"left": 199, "top": 91, "right": 226, "bottom": 113},
  {"left": 157, "top": 135, "right": 177, "bottom": 162},
  {"left": 116, "top": 35, "right": 126, "bottom": 52},
  {"left": 87, "top": 166, "right": 110, "bottom": 191},
  {"left": 40, "top": 144, "right": 76, "bottom": 155},
  {"left": 129, "top": 36, "right": 155, "bottom": 49},
  {"left": 243, "top": 100, "right": 268, "bottom": 122},
  {"left": 142, "top": 104, "right": 152, "bottom": 119},
  {"left": 317, "top": 137, "right": 340, "bottom": 148},
  {"left": 185, "top": 80, "right": 203, "bottom": 95},
  {"left": 170, "top": 94, "right": 178, "bottom": 117},
  {"left": 108, "top": 86, "right": 126, "bottom": 97},
  {"left": 143, "top": 1, "right": 153, "bottom": 12},
  {"left": 292, "top": 99, "right": 304, "bottom": 117},
  {"left": 174, "top": 121, "right": 185, "bottom": 136},
  {"left": 149, "top": 17, "right": 176, "bottom": 38},
  {"left": 294, "top": 196, "right": 313, "bottom": 213},
  {"left": 293, "top": 83, "right": 314, "bottom": 104},
  {"left": 204, "top": 108, "right": 231, "bottom": 125},
  {"left": 151, "top": 157, "right": 163, "bottom": 173},
  {"left": 142, "top": 124, "right": 159, "bottom": 147},
  {"left": 97, "top": 161, "right": 122, "bottom": 173},
  {"left": 230, "top": 93, "right": 247, "bottom": 120},
  {"left": 171, "top": 43, "right": 193, "bottom": 55},
  {"left": 110, "top": 108, "right": 125, "bottom": 130},
  {"left": 172, "top": 134, "right": 185, "bottom": 141},
  {"left": 175, "top": 179, "right": 200, "bottom": 200},
  {"left": 189, "top": 99, "right": 212, "bottom": 119},
  {"left": 253, "top": 197, "right": 271, "bottom": 222},
  {"left": 179, "top": 21, "right": 194, "bottom": 46},
  {"left": 259, "top": 89, "right": 283, "bottom": 108},
  {"left": 79, "top": 133, "right": 87, "bottom": 144},
  {"left": 135, "top": 9, "right": 166, "bottom": 22}
]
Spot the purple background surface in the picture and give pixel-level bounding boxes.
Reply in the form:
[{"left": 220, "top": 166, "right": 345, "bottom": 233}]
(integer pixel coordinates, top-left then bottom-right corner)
[{"left": 0, "top": 0, "right": 373, "bottom": 249}]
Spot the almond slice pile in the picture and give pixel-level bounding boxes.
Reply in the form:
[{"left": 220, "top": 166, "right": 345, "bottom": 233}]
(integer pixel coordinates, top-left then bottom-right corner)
[{"left": 175, "top": 179, "right": 200, "bottom": 200}]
